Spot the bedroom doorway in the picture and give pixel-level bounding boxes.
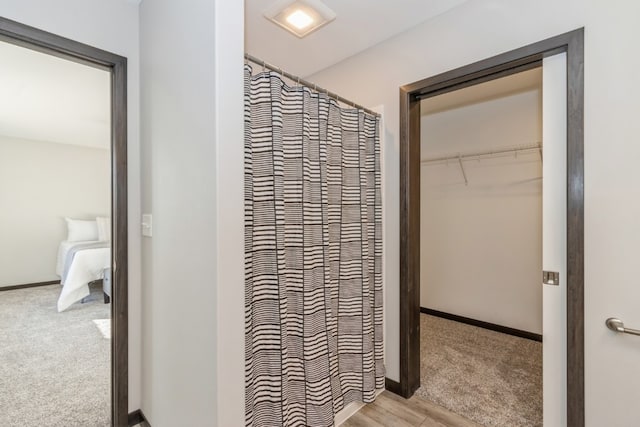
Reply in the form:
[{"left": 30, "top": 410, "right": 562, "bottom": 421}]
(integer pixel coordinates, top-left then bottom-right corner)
[
  {"left": 0, "top": 17, "right": 128, "bottom": 427},
  {"left": 397, "top": 29, "right": 584, "bottom": 426}
]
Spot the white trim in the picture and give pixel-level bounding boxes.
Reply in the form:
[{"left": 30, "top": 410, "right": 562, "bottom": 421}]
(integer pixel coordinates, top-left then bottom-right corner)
[
  {"left": 334, "top": 389, "right": 385, "bottom": 426},
  {"left": 334, "top": 401, "right": 366, "bottom": 426}
]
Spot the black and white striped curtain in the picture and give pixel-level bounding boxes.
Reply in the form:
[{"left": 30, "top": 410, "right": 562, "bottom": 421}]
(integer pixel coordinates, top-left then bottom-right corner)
[{"left": 244, "top": 65, "right": 384, "bottom": 427}]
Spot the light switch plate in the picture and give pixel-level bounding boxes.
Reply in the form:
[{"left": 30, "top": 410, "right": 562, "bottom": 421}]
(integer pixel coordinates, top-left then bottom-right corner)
[{"left": 142, "top": 214, "right": 152, "bottom": 237}]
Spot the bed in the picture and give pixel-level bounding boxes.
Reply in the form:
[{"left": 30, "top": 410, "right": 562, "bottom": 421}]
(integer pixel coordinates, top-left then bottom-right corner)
[{"left": 56, "top": 240, "right": 111, "bottom": 312}]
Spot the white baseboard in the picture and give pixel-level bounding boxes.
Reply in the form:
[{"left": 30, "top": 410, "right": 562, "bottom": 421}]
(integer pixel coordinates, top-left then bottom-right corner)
[
  {"left": 334, "top": 388, "right": 385, "bottom": 426},
  {"left": 334, "top": 401, "right": 366, "bottom": 426}
]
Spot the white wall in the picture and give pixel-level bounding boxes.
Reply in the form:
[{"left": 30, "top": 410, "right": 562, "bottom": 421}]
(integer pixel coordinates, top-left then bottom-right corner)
[
  {"left": 309, "top": 1, "right": 640, "bottom": 424},
  {"left": 139, "top": 0, "right": 245, "bottom": 423},
  {"left": 0, "top": 0, "right": 142, "bottom": 410},
  {"left": 0, "top": 136, "right": 110, "bottom": 286},
  {"left": 139, "top": 0, "right": 245, "bottom": 425},
  {"left": 214, "top": 0, "right": 245, "bottom": 425},
  {"left": 139, "top": 0, "right": 217, "bottom": 422},
  {"left": 420, "top": 88, "right": 543, "bottom": 334}
]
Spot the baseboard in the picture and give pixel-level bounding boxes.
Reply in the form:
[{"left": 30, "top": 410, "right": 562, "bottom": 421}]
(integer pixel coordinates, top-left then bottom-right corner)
[
  {"left": 0, "top": 280, "right": 60, "bottom": 292},
  {"left": 385, "top": 377, "right": 401, "bottom": 395},
  {"left": 420, "top": 307, "right": 542, "bottom": 342},
  {"left": 334, "top": 387, "right": 385, "bottom": 426},
  {"left": 128, "top": 409, "right": 150, "bottom": 426},
  {"left": 334, "top": 400, "right": 366, "bottom": 426}
]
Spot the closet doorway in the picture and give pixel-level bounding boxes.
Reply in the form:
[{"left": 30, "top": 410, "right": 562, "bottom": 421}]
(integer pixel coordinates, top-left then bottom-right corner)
[
  {"left": 397, "top": 29, "right": 584, "bottom": 427},
  {"left": 418, "top": 66, "right": 543, "bottom": 426},
  {"left": 0, "top": 17, "right": 129, "bottom": 427}
]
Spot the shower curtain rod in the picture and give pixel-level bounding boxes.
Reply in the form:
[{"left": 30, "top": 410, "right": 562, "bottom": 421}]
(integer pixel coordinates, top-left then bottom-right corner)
[{"left": 245, "top": 53, "right": 381, "bottom": 117}]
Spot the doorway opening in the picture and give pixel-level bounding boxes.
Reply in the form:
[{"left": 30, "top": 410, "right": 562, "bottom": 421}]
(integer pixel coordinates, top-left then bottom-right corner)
[
  {"left": 397, "top": 29, "right": 584, "bottom": 426},
  {"left": 0, "top": 17, "right": 129, "bottom": 427},
  {"left": 417, "top": 66, "right": 543, "bottom": 425}
]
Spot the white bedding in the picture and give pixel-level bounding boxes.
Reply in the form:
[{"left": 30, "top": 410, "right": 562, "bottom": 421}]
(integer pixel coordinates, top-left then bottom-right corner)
[
  {"left": 55, "top": 240, "right": 94, "bottom": 277},
  {"left": 56, "top": 240, "right": 110, "bottom": 312}
]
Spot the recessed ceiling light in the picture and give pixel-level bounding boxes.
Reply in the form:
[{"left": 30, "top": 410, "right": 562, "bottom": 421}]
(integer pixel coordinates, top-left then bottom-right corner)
[
  {"left": 286, "top": 10, "right": 314, "bottom": 30},
  {"left": 264, "top": 0, "right": 337, "bottom": 38}
]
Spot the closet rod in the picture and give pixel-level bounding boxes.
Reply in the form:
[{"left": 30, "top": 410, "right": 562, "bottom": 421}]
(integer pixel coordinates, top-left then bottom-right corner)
[
  {"left": 244, "top": 53, "right": 381, "bottom": 118},
  {"left": 421, "top": 142, "right": 542, "bottom": 164}
]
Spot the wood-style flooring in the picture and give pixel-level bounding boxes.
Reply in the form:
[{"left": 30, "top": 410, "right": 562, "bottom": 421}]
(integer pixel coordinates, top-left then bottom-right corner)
[{"left": 341, "top": 391, "right": 481, "bottom": 427}]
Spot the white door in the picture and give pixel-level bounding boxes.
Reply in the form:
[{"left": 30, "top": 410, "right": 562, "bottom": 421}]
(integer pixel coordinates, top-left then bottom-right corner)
[{"left": 542, "top": 52, "right": 567, "bottom": 426}]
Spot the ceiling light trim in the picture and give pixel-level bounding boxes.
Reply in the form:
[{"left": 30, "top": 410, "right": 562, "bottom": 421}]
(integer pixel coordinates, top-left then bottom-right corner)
[{"left": 264, "top": 0, "right": 337, "bottom": 39}]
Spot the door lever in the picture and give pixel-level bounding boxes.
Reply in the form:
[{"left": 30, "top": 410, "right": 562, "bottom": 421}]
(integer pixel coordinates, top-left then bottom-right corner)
[{"left": 605, "top": 318, "right": 640, "bottom": 337}]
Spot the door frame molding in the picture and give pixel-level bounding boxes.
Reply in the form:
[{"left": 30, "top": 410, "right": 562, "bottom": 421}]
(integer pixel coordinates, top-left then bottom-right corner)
[
  {"left": 0, "top": 17, "right": 129, "bottom": 427},
  {"left": 397, "top": 28, "right": 584, "bottom": 426}
]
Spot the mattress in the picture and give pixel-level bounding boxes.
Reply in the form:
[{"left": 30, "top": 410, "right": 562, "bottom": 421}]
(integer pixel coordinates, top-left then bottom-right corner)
[
  {"left": 55, "top": 240, "right": 100, "bottom": 277},
  {"left": 56, "top": 240, "right": 111, "bottom": 312}
]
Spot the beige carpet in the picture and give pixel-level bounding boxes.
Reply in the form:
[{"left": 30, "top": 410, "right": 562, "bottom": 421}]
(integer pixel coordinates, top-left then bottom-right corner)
[
  {"left": 0, "top": 283, "right": 110, "bottom": 427},
  {"left": 415, "top": 314, "right": 542, "bottom": 427}
]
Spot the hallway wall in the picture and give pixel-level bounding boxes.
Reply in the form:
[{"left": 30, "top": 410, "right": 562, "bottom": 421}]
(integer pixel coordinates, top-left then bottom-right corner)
[
  {"left": 139, "top": 0, "right": 244, "bottom": 425},
  {"left": 139, "top": 0, "right": 218, "bottom": 425}
]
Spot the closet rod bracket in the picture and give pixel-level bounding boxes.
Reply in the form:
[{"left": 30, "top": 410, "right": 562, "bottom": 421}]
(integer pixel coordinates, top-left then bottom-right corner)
[{"left": 458, "top": 155, "right": 468, "bottom": 186}]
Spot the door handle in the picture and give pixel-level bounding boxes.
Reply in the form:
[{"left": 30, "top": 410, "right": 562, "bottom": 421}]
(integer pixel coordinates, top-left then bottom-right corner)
[{"left": 605, "top": 318, "right": 640, "bottom": 337}]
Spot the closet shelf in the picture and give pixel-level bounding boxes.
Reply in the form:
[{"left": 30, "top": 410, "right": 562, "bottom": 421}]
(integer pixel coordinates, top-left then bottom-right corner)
[
  {"left": 421, "top": 142, "right": 542, "bottom": 186},
  {"left": 421, "top": 142, "right": 542, "bottom": 165}
]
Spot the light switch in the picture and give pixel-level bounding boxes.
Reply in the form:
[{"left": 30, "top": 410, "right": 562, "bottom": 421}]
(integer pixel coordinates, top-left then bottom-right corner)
[{"left": 142, "top": 214, "right": 152, "bottom": 237}]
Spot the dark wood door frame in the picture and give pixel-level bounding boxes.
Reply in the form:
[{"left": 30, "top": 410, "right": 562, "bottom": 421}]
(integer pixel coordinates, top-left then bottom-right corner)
[
  {"left": 397, "top": 29, "right": 584, "bottom": 426},
  {"left": 0, "top": 17, "right": 129, "bottom": 427}
]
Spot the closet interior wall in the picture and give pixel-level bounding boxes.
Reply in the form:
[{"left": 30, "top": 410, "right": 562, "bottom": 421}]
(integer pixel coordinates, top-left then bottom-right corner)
[{"left": 420, "top": 69, "right": 543, "bottom": 334}]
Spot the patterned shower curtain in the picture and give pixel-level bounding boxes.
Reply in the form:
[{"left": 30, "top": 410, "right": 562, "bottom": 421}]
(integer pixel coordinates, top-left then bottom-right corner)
[{"left": 244, "top": 65, "right": 384, "bottom": 427}]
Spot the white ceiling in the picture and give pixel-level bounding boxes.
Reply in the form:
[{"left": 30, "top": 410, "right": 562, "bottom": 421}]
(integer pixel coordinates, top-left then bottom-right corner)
[
  {"left": 0, "top": 40, "right": 110, "bottom": 149},
  {"left": 245, "top": 0, "right": 470, "bottom": 77},
  {"left": 421, "top": 67, "right": 543, "bottom": 115}
]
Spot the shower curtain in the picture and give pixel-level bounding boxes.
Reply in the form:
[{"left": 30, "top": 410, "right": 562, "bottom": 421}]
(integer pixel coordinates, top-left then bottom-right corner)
[{"left": 244, "top": 65, "right": 384, "bottom": 427}]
